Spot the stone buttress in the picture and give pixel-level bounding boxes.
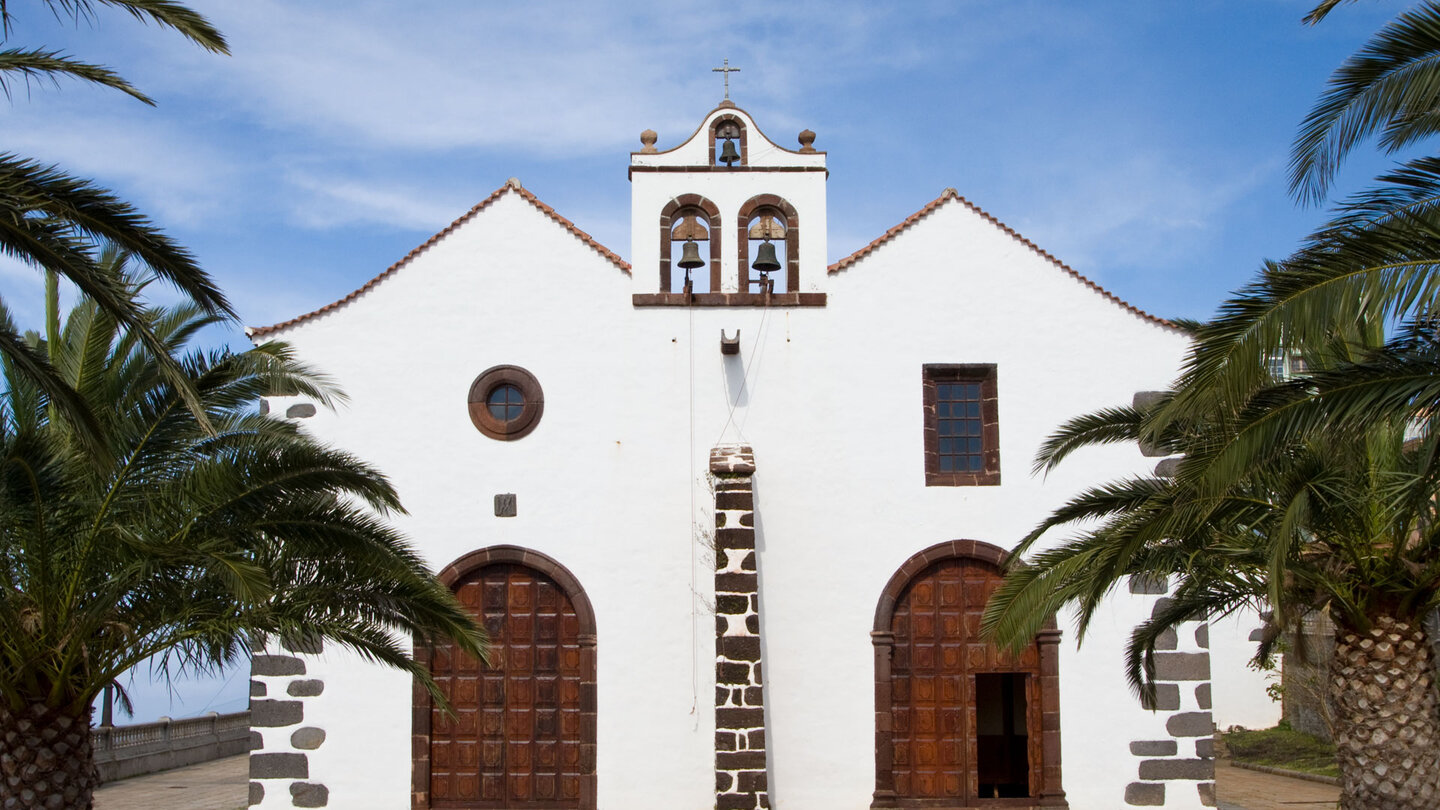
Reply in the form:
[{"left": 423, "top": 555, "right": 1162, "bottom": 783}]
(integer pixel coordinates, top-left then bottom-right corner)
[
  {"left": 248, "top": 638, "right": 329, "bottom": 808},
  {"left": 1123, "top": 576, "right": 1218, "bottom": 809},
  {"left": 710, "top": 445, "right": 770, "bottom": 810}
]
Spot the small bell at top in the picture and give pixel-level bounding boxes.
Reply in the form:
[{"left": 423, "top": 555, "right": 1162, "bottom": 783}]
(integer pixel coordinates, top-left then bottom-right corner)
[
  {"left": 677, "top": 239, "right": 705, "bottom": 271},
  {"left": 718, "top": 138, "right": 740, "bottom": 167},
  {"left": 752, "top": 240, "right": 781, "bottom": 275}
]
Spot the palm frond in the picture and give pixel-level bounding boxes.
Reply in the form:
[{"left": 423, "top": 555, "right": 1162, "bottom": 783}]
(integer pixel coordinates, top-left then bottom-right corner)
[
  {"left": 0, "top": 48, "right": 151, "bottom": 103},
  {"left": 1304, "top": 0, "right": 1369, "bottom": 25},
  {"left": 1033, "top": 405, "right": 1148, "bottom": 474},
  {"left": 0, "top": 296, "right": 487, "bottom": 715},
  {"left": 50, "top": 0, "right": 228, "bottom": 54},
  {"left": 1290, "top": 1, "right": 1440, "bottom": 203}
]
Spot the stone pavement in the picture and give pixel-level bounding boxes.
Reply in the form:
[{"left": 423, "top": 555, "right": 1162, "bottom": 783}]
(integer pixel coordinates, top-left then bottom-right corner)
[
  {"left": 94, "top": 754, "right": 249, "bottom": 810},
  {"left": 1215, "top": 759, "right": 1340, "bottom": 810},
  {"left": 87, "top": 752, "right": 1340, "bottom": 810}
]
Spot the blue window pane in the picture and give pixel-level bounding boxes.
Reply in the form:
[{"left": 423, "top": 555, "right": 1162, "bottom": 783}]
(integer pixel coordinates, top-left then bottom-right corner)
[
  {"left": 969, "top": 438, "right": 983, "bottom": 452},
  {"left": 940, "top": 422, "right": 958, "bottom": 436},
  {"left": 939, "top": 456, "right": 956, "bottom": 472},
  {"left": 967, "top": 402, "right": 981, "bottom": 417},
  {"left": 968, "top": 456, "right": 983, "bottom": 471},
  {"left": 966, "top": 383, "right": 981, "bottom": 399},
  {"left": 487, "top": 384, "right": 525, "bottom": 422}
]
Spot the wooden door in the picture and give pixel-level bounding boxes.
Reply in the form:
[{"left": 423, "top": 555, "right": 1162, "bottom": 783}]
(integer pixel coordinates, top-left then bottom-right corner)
[
  {"left": 890, "top": 557, "right": 1043, "bottom": 805},
  {"left": 430, "top": 563, "right": 585, "bottom": 808}
]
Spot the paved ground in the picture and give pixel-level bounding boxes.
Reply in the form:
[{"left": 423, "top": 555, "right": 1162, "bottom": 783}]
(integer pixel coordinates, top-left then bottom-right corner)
[
  {"left": 1215, "top": 759, "right": 1340, "bottom": 810},
  {"left": 90, "top": 753, "right": 1337, "bottom": 810},
  {"left": 94, "top": 754, "right": 248, "bottom": 810}
]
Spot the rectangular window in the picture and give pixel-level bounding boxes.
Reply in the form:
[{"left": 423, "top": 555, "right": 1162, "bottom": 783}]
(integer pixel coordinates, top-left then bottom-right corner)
[{"left": 923, "top": 364, "right": 999, "bottom": 486}]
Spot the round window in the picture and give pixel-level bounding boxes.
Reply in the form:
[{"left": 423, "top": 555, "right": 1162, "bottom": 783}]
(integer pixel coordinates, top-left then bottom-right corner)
[
  {"left": 486, "top": 384, "right": 525, "bottom": 422},
  {"left": 468, "top": 366, "right": 543, "bottom": 440}
]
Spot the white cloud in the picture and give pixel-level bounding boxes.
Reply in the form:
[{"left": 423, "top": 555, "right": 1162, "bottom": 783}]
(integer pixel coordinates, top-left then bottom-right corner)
[
  {"left": 282, "top": 172, "right": 474, "bottom": 231},
  {"left": 169, "top": 0, "right": 979, "bottom": 156},
  {"left": 1003, "top": 146, "right": 1277, "bottom": 281},
  {"left": 2, "top": 106, "right": 239, "bottom": 227}
]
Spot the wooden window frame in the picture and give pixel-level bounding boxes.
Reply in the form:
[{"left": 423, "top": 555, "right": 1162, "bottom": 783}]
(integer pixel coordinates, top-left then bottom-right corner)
[
  {"left": 923, "top": 364, "right": 999, "bottom": 486},
  {"left": 871, "top": 540, "right": 1067, "bottom": 809},
  {"left": 413, "top": 545, "right": 598, "bottom": 810},
  {"left": 467, "top": 365, "right": 544, "bottom": 441}
]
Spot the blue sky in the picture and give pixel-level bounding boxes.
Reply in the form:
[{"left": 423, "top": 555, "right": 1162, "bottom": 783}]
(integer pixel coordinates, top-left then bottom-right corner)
[{"left": 3, "top": 1, "right": 1410, "bottom": 721}]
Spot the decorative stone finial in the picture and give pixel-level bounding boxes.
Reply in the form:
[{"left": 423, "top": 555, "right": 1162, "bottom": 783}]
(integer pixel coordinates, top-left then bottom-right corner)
[
  {"left": 506, "top": 177, "right": 522, "bottom": 189},
  {"left": 798, "top": 129, "right": 817, "bottom": 153},
  {"left": 639, "top": 129, "right": 658, "bottom": 153}
]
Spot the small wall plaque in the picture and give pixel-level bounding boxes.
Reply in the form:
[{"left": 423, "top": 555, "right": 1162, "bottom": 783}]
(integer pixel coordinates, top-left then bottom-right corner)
[{"left": 494, "top": 493, "right": 517, "bottom": 517}]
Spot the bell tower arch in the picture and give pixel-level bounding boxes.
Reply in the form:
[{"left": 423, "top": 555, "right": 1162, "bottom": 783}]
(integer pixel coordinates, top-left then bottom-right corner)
[{"left": 630, "top": 103, "right": 828, "bottom": 306}]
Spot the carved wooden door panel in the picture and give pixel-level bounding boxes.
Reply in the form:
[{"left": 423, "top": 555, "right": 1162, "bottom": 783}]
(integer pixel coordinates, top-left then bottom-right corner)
[
  {"left": 430, "top": 563, "right": 584, "bottom": 808},
  {"left": 890, "top": 558, "right": 1043, "bottom": 806}
]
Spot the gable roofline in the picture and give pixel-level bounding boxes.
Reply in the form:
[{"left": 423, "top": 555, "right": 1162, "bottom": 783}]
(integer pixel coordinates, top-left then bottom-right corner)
[
  {"left": 827, "top": 189, "right": 1176, "bottom": 331},
  {"left": 246, "top": 179, "right": 631, "bottom": 339}
]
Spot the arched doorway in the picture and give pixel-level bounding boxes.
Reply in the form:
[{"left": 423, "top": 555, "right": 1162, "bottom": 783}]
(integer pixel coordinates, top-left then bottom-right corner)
[
  {"left": 872, "top": 541, "right": 1066, "bottom": 808},
  {"left": 413, "top": 546, "right": 596, "bottom": 810}
]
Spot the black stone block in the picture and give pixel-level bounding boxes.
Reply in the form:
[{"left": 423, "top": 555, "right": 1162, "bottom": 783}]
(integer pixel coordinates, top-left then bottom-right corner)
[{"left": 250, "top": 752, "right": 307, "bottom": 779}]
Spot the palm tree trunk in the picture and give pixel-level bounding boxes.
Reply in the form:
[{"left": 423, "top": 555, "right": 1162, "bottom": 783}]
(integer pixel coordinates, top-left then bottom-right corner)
[
  {"left": 1329, "top": 614, "right": 1440, "bottom": 809},
  {"left": 0, "top": 703, "right": 98, "bottom": 810}
]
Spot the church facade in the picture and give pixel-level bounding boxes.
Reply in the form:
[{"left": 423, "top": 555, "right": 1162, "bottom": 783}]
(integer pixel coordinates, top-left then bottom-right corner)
[{"left": 243, "top": 102, "right": 1274, "bottom": 810}]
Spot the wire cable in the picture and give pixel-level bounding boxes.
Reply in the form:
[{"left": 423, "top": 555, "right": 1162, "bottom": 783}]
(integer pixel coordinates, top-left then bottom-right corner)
[{"left": 714, "top": 292, "right": 771, "bottom": 447}]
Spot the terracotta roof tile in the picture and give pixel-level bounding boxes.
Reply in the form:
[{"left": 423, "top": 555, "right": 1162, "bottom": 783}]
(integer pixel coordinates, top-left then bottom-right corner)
[
  {"left": 827, "top": 188, "right": 1175, "bottom": 330},
  {"left": 247, "top": 180, "right": 631, "bottom": 339}
]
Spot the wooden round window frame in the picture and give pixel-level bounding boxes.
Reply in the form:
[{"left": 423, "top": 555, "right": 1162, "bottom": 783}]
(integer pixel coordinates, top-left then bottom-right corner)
[{"left": 467, "top": 365, "right": 544, "bottom": 440}]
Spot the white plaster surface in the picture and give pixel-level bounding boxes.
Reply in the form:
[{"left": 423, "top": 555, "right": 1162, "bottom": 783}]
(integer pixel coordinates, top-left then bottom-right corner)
[
  {"left": 1210, "top": 609, "right": 1284, "bottom": 731},
  {"left": 247, "top": 106, "right": 1264, "bottom": 809}
]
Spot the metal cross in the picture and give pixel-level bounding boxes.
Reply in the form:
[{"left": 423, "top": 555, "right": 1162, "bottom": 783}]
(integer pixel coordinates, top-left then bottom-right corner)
[{"left": 712, "top": 58, "right": 740, "bottom": 100}]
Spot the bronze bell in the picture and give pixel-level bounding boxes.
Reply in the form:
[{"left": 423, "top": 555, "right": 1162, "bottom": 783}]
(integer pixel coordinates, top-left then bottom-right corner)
[
  {"left": 718, "top": 138, "right": 740, "bottom": 167},
  {"left": 677, "top": 239, "right": 705, "bottom": 271},
  {"left": 752, "top": 240, "right": 781, "bottom": 275}
]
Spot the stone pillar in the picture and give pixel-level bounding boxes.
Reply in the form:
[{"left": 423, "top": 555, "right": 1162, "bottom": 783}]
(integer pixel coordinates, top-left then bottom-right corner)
[
  {"left": 1036, "top": 628, "right": 1068, "bottom": 806},
  {"left": 710, "top": 445, "right": 769, "bottom": 810},
  {"left": 248, "top": 637, "right": 329, "bottom": 808},
  {"left": 1124, "top": 579, "right": 1216, "bottom": 809}
]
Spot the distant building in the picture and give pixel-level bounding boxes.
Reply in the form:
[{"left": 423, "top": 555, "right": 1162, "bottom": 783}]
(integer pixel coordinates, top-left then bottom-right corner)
[{"left": 244, "top": 100, "right": 1277, "bottom": 810}]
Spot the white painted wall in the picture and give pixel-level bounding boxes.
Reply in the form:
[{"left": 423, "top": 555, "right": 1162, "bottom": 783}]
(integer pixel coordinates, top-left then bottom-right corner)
[
  {"left": 249, "top": 110, "right": 1262, "bottom": 808},
  {"left": 1211, "top": 610, "right": 1284, "bottom": 731}
]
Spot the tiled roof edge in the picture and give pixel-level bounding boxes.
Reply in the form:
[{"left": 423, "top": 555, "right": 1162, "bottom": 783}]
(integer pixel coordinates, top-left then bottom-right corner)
[
  {"left": 247, "top": 181, "right": 632, "bottom": 339},
  {"left": 827, "top": 189, "right": 1176, "bottom": 330}
]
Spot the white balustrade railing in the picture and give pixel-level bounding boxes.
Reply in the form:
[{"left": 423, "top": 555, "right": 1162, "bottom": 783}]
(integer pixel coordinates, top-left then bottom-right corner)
[{"left": 91, "top": 711, "right": 252, "bottom": 782}]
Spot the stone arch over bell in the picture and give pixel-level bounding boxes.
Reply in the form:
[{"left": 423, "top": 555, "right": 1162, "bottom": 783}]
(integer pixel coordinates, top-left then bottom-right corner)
[
  {"left": 660, "top": 195, "right": 722, "bottom": 293},
  {"left": 737, "top": 194, "right": 799, "bottom": 294},
  {"left": 709, "top": 114, "right": 748, "bottom": 167}
]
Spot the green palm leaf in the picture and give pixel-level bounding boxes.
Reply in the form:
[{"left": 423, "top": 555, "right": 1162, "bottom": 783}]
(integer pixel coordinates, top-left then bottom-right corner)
[{"left": 1291, "top": 1, "right": 1440, "bottom": 203}]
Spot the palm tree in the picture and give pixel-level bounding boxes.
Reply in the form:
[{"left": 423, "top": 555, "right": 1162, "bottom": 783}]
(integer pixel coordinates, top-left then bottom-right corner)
[
  {"left": 0, "top": 0, "right": 232, "bottom": 442},
  {"left": 0, "top": 278, "right": 488, "bottom": 810},
  {"left": 1161, "top": 0, "right": 1440, "bottom": 434},
  {"left": 981, "top": 332, "right": 1440, "bottom": 807}
]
